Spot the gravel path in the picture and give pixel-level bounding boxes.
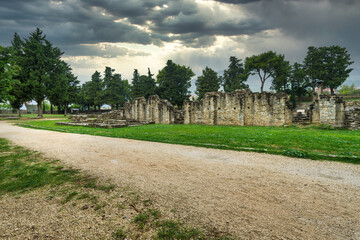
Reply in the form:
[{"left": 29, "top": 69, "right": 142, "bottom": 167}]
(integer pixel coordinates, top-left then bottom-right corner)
[{"left": 1, "top": 121, "right": 360, "bottom": 239}]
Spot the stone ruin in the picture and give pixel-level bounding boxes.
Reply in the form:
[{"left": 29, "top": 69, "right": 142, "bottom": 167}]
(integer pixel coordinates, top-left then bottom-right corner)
[
  {"left": 293, "top": 88, "right": 360, "bottom": 130},
  {"left": 184, "top": 89, "right": 292, "bottom": 126},
  {"left": 57, "top": 89, "right": 360, "bottom": 130},
  {"left": 56, "top": 95, "right": 176, "bottom": 128}
]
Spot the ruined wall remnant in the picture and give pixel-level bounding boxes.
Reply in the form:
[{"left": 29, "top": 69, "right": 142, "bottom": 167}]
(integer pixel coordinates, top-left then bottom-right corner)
[
  {"left": 310, "top": 95, "right": 345, "bottom": 127},
  {"left": 184, "top": 90, "right": 293, "bottom": 126},
  {"left": 123, "top": 95, "right": 175, "bottom": 124},
  {"left": 345, "top": 108, "right": 360, "bottom": 130}
]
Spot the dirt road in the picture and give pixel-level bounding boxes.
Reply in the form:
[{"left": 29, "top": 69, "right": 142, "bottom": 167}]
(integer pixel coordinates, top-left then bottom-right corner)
[{"left": 0, "top": 121, "right": 359, "bottom": 239}]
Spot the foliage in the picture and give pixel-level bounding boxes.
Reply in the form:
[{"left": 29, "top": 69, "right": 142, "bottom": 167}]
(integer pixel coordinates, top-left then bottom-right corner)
[
  {"left": 338, "top": 84, "right": 357, "bottom": 95},
  {"left": 85, "top": 71, "right": 104, "bottom": 109},
  {"left": 195, "top": 66, "right": 222, "bottom": 99},
  {"left": 0, "top": 46, "right": 16, "bottom": 103},
  {"left": 270, "top": 58, "right": 291, "bottom": 93},
  {"left": 157, "top": 60, "right": 195, "bottom": 107},
  {"left": 131, "top": 69, "right": 142, "bottom": 99},
  {"left": 103, "top": 66, "right": 131, "bottom": 109},
  {"left": 131, "top": 68, "right": 157, "bottom": 99},
  {"left": 47, "top": 61, "right": 80, "bottom": 114},
  {"left": 223, "top": 56, "right": 248, "bottom": 92},
  {"left": 18, "top": 121, "right": 360, "bottom": 164},
  {"left": 304, "top": 45, "right": 353, "bottom": 94},
  {"left": 245, "top": 51, "right": 287, "bottom": 93},
  {"left": 290, "top": 62, "right": 311, "bottom": 97}
]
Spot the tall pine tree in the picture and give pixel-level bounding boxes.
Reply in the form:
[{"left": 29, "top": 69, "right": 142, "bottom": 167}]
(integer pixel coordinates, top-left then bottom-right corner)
[{"left": 223, "top": 56, "right": 248, "bottom": 92}]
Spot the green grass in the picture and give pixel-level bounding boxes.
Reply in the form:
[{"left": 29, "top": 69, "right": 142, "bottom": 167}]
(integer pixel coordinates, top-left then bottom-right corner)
[
  {"left": 0, "top": 113, "right": 68, "bottom": 119},
  {"left": 17, "top": 120, "right": 360, "bottom": 164}
]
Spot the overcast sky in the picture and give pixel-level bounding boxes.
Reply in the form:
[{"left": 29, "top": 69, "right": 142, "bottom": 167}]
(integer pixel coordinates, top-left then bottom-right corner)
[{"left": 1, "top": 0, "right": 359, "bottom": 93}]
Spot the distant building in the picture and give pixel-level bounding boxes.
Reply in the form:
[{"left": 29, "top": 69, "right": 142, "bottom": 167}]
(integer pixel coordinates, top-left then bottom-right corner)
[{"left": 25, "top": 102, "right": 37, "bottom": 113}]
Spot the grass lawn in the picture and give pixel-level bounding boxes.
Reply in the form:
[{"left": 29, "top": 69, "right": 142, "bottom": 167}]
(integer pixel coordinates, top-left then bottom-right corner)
[
  {"left": 0, "top": 113, "right": 68, "bottom": 118},
  {"left": 0, "top": 138, "right": 234, "bottom": 239},
  {"left": 16, "top": 120, "right": 360, "bottom": 164}
]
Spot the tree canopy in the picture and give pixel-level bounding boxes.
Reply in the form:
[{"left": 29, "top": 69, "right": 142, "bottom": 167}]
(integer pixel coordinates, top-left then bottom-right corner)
[
  {"left": 157, "top": 60, "right": 194, "bottom": 107},
  {"left": 304, "top": 45, "right": 353, "bottom": 94},
  {"left": 223, "top": 56, "right": 248, "bottom": 92},
  {"left": 245, "top": 51, "right": 288, "bottom": 93},
  {"left": 196, "top": 66, "right": 222, "bottom": 99}
]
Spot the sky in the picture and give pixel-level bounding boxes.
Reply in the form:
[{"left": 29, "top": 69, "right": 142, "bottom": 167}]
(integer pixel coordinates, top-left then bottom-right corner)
[{"left": 0, "top": 0, "right": 359, "bottom": 93}]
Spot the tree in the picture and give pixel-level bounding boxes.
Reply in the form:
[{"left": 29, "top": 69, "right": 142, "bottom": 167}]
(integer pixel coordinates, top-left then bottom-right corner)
[
  {"left": 157, "top": 60, "right": 195, "bottom": 107},
  {"left": 196, "top": 66, "right": 222, "bottom": 99},
  {"left": 131, "top": 69, "right": 142, "bottom": 99},
  {"left": 79, "top": 81, "right": 92, "bottom": 110},
  {"left": 0, "top": 46, "right": 14, "bottom": 103},
  {"left": 88, "top": 71, "right": 104, "bottom": 110},
  {"left": 245, "top": 51, "right": 286, "bottom": 93},
  {"left": 21, "top": 28, "right": 64, "bottom": 117},
  {"left": 47, "top": 60, "right": 79, "bottom": 115},
  {"left": 290, "top": 62, "right": 311, "bottom": 98},
  {"left": 223, "top": 56, "right": 248, "bottom": 92},
  {"left": 338, "top": 84, "right": 356, "bottom": 95},
  {"left": 8, "top": 33, "right": 30, "bottom": 116},
  {"left": 270, "top": 59, "right": 291, "bottom": 93},
  {"left": 304, "top": 45, "right": 353, "bottom": 94},
  {"left": 142, "top": 68, "right": 157, "bottom": 98},
  {"left": 103, "top": 67, "right": 131, "bottom": 109}
]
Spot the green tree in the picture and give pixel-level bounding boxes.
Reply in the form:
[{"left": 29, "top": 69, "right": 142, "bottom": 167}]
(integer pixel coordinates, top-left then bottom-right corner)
[
  {"left": 88, "top": 71, "right": 104, "bottom": 110},
  {"left": 131, "top": 68, "right": 157, "bottom": 99},
  {"left": 223, "top": 56, "right": 248, "bottom": 92},
  {"left": 131, "top": 69, "right": 142, "bottom": 99},
  {"left": 304, "top": 46, "right": 353, "bottom": 94},
  {"left": 0, "top": 46, "right": 14, "bottom": 103},
  {"left": 79, "top": 81, "right": 92, "bottom": 110},
  {"left": 21, "top": 28, "right": 64, "bottom": 117},
  {"left": 270, "top": 59, "right": 291, "bottom": 93},
  {"left": 303, "top": 46, "right": 323, "bottom": 94},
  {"left": 142, "top": 68, "right": 157, "bottom": 98},
  {"left": 195, "top": 66, "right": 222, "bottom": 99},
  {"left": 338, "top": 84, "right": 356, "bottom": 95},
  {"left": 290, "top": 62, "right": 311, "bottom": 98},
  {"left": 245, "top": 51, "right": 286, "bottom": 93},
  {"left": 8, "top": 33, "right": 30, "bottom": 116},
  {"left": 103, "top": 67, "right": 131, "bottom": 109},
  {"left": 47, "top": 61, "right": 79, "bottom": 115},
  {"left": 157, "top": 60, "right": 195, "bottom": 107}
]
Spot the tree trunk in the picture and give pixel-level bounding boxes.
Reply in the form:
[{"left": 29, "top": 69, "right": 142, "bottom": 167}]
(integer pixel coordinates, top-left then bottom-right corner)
[
  {"left": 331, "top": 88, "right": 335, "bottom": 94},
  {"left": 42, "top": 101, "right": 46, "bottom": 114},
  {"left": 17, "top": 108, "right": 22, "bottom": 117},
  {"left": 37, "top": 100, "right": 43, "bottom": 118},
  {"left": 260, "top": 81, "right": 264, "bottom": 93},
  {"left": 64, "top": 104, "right": 68, "bottom": 116},
  {"left": 51, "top": 104, "right": 53, "bottom": 114}
]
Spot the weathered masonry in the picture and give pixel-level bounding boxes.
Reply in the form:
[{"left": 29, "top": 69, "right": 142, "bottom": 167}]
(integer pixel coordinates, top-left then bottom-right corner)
[
  {"left": 123, "top": 95, "right": 175, "bottom": 124},
  {"left": 62, "top": 90, "right": 360, "bottom": 130},
  {"left": 183, "top": 89, "right": 293, "bottom": 126}
]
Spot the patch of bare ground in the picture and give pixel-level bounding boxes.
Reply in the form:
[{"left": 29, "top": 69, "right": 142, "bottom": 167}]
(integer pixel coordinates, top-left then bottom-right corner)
[
  {"left": 1, "top": 121, "right": 360, "bottom": 239},
  {"left": 0, "top": 187, "right": 149, "bottom": 239}
]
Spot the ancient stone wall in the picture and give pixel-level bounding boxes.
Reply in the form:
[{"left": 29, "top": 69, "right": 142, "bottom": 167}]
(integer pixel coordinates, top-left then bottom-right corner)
[
  {"left": 184, "top": 90, "right": 293, "bottom": 126},
  {"left": 310, "top": 95, "right": 345, "bottom": 127},
  {"left": 345, "top": 100, "right": 360, "bottom": 108},
  {"left": 123, "top": 95, "right": 175, "bottom": 124},
  {"left": 345, "top": 108, "right": 360, "bottom": 130}
]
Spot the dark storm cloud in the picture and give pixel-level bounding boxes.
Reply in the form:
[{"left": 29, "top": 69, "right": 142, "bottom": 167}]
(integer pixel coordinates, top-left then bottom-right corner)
[
  {"left": 62, "top": 44, "right": 150, "bottom": 58},
  {"left": 214, "top": 0, "right": 260, "bottom": 4},
  {"left": 0, "top": 0, "right": 360, "bottom": 64}
]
